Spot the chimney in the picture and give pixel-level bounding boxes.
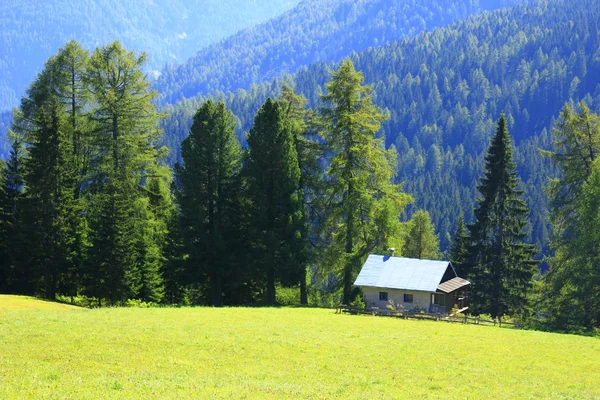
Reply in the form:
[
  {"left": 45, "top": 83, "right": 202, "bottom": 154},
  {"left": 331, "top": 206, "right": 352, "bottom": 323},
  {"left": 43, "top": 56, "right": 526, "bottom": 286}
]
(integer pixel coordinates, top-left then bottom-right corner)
[{"left": 389, "top": 248, "right": 395, "bottom": 257}]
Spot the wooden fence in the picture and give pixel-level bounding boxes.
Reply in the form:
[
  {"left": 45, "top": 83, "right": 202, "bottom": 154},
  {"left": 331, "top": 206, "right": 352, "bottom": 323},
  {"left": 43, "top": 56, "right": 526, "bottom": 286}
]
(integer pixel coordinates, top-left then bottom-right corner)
[{"left": 336, "top": 305, "right": 518, "bottom": 328}]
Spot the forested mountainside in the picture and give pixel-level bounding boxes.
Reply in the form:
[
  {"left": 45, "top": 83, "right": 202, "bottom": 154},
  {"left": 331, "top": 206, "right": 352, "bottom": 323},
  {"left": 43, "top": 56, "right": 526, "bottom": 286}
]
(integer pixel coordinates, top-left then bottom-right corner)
[
  {"left": 155, "top": 0, "right": 526, "bottom": 104},
  {"left": 0, "top": 0, "right": 300, "bottom": 112},
  {"left": 162, "top": 0, "right": 600, "bottom": 252}
]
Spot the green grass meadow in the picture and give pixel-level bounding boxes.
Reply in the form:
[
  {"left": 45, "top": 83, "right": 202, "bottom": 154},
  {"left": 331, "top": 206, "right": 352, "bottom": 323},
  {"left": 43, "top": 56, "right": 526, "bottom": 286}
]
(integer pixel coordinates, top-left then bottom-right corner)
[{"left": 0, "top": 295, "right": 599, "bottom": 399}]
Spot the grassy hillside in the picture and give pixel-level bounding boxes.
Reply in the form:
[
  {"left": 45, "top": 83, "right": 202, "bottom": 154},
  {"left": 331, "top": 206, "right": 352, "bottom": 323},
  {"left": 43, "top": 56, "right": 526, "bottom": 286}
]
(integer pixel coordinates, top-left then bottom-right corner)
[
  {"left": 0, "top": 303, "right": 598, "bottom": 398},
  {"left": 0, "top": 295, "right": 81, "bottom": 311}
]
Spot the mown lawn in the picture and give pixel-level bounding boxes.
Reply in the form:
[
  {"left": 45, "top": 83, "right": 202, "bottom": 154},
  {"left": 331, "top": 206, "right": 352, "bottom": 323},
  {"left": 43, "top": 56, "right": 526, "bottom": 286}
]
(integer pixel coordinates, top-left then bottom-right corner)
[{"left": 0, "top": 296, "right": 598, "bottom": 399}]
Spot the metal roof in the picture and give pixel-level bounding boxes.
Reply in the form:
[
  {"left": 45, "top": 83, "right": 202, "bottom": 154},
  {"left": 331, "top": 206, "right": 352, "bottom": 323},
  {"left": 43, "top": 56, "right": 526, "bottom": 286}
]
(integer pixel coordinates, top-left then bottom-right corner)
[
  {"left": 354, "top": 255, "right": 454, "bottom": 293},
  {"left": 437, "top": 277, "right": 470, "bottom": 293}
]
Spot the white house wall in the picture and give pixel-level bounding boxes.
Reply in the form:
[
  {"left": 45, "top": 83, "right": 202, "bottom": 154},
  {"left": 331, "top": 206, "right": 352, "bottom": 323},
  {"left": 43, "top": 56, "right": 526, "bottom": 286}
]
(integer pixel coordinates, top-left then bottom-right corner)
[{"left": 362, "top": 287, "right": 432, "bottom": 312}]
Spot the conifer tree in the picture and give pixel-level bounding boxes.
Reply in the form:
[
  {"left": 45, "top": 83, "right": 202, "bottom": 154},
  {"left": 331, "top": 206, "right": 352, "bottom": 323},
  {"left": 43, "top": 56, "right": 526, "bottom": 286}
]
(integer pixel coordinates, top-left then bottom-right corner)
[
  {"left": 245, "top": 98, "right": 304, "bottom": 305},
  {"left": 541, "top": 102, "right": 600, "bottom": 329},
  {"left": 174, "top": 100, "right": 243, "bottom": 306},
  {"left": 403, "top": 210, "right": 440, "bottom": 260},
  {"left": 84, "top": 42, "right": 168, "bottom": 305},
  {"left": 449, "top": 214, "right": 470, "bottom": 276},
  {"left": 320, "top": 59, "right": 411, "bottom": 304},
  {"left": 12, "top": 43, "right": 89, "bottom": 299},
  {"left": 277, "top": 85, "right": 322, "bottom": 305},
  {"left": 466, "top": 115, "right": 537, "bottom": 319},
  {"left": 0, "top": 138, "right": 27, "bottom": 293}
]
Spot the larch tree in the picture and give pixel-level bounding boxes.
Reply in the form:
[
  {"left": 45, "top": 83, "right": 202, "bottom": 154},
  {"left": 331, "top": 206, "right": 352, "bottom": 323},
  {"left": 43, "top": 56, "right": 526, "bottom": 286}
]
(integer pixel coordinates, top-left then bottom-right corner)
[
  {"left": 84, "top": 42, "right": 168, "bottom": 305},
  {"left": 541, "top": 101, "right": 600, "bottom": 329},
  {"left": 245, "top": 98, "right": 304, "bottom": 306},
  {"left": 174, "top": 100, "right": 243, "bottom": 307},
  {"left": 403, "top": 209, "right": 440, "bottom": 260},
  {"left": 320, "top": 58, "right": 411, "bottom": 304},
  {"left": 466, "top": 115, "right": 537, "bottom": 319},
  {"left": 12, "top": 43, "right": 89, "bottom": 299}
]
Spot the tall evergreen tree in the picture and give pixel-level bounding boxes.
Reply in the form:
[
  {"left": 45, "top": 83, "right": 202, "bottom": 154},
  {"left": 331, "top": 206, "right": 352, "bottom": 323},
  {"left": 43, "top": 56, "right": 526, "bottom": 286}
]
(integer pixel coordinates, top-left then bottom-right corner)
[
  {"left": 277, "top": 85, "right": 322, "bottom": 305},
  {"left": 84, "top": 42, "right": 168, "bottom": 305},
  {"left": 22, "top": 96, "right": 79, "bottom": 299},
  {"left": 541, "top": 102, "right": 600, "bottom": 329},
  {"left": 403, "top": 210, "right": 440, "bottom": 260},
  {"left": 11, "top": 43, "right": 89, "bottom": 299},
  {"left": 466, "top": 115, "right": 537, "bottom": 319},
  {"left": 320, "top": 59, "right": 411, "bottom": 304},
  {"left": 245, "top": 98, "right": 304, "bottom": 305},
  {"left": 448, "top": 214, "right": 470, "bottom": 276},
  {"left": 174, "top": 100, "right": 243, "bottom": 307},
  {"left": 0, "top": 138, "right": 27, "bottom": 294}
]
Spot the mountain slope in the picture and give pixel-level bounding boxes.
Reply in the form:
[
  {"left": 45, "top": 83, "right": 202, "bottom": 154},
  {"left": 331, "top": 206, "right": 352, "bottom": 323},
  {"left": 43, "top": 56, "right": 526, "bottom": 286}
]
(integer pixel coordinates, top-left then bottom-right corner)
[
  {"left": 155, "top": 0, "right": 525, "bottom": 104},
  {"left": 161, "top": 0, "right": 600, "bottom": 252},
  {"left": 0, "top": 0, "right": 301, "bottom": 112}
]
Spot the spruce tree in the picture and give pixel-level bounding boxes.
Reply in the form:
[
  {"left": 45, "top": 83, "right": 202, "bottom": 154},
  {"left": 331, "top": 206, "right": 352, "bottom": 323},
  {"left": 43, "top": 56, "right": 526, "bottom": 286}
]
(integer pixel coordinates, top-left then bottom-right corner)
[
  {"left": 245, "top": 98, "right": 304, "bottom": 305},
  {"left": 449, "top": 214, "right": 470, "bottom": 276},
  {"left": 12, "top": 43, "right": 89, "bottom": 299},
  {"left": 320, "top": 59, "right": 411, "bottom": 304},
  {"left": 403, "top": 210, "right": 440, "bottom": 260},
  {"left": 277, "top": 85, "right": 321, "bottom": 305},
  {"left": 466, "top": 115, "right": 537, "bottom": 319},
  {"left": 174, "top": 100, "right": 243, "bottom": 306},
  {"left": 0, "top": 139, "right": 27, "bottom": 293}
]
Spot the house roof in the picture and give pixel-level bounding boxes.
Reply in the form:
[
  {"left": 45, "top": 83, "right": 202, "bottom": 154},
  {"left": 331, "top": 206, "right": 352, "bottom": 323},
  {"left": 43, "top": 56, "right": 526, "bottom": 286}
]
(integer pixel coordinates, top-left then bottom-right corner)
[
  {"left": 437, "top": 277, "right": 470, "bottom": 293},
  {"left": 354, "top": 254, "right": 457, "bottom": 292}
]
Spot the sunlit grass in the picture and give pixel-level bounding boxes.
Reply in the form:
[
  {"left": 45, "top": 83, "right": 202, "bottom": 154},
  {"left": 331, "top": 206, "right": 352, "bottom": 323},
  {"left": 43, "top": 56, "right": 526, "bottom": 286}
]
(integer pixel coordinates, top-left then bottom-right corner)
[
  {"left": 0, "top": 296, "right": 598, "bottom": 399},
  {"left": 0, "top": 295, "right": 82, "bottom": 311}
]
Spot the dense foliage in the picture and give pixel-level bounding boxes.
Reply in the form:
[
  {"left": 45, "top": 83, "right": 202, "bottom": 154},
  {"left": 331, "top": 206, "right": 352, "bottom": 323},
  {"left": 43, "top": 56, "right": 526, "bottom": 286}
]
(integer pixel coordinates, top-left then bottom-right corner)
[
  {"left": 465, "top": 116, "right": 537, "bottom": 319},
  {"left": 539, "top": 103, "right": 600, "bottom": 330},
  {"left": 1, "top": 41, "right": 172, "bottom": 305},
  {"left": 0, "top": 0, "right": 300, "bottom": 112},
  {"left": 154, "top": 0, "right": 524, "bottom": 104},
  {"left": 161, "top": 0, "right": 600, "bottom": 253}
]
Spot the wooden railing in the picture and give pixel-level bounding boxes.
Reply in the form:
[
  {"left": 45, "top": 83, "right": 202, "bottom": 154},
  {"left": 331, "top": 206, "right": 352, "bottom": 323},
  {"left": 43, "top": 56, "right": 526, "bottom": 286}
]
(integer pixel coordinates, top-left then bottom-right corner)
[{"left": 336, "top": 305, "right": 519, "bottom": 328}]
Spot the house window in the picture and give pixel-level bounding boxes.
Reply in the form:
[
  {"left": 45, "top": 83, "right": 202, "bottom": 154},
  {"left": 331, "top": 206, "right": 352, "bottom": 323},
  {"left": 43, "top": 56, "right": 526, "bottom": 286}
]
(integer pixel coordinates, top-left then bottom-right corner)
[
  {"left": 404, "top": 294, "right": 413, "bottom": 303},
  {"left": 379, "top": 292, "right": 388, "bottom": 301}
]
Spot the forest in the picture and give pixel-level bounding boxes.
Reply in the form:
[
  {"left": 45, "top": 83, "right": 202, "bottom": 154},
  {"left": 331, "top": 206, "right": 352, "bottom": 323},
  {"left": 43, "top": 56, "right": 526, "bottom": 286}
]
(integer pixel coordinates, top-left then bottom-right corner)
[
  {"left": 0, "top": 0, "right": 300, "bottom": 112},
  {"left": 159, "top": 0, "right": 599, "bottom": 252},
  {"left": 154, "top": 0, "right": 524, "bottom": 104},
  {"left": 1, "top": 0, "right": 600, "bottom": 333},
  {"left": 1, "top": 37, "right": 599, "bottom": 331}
]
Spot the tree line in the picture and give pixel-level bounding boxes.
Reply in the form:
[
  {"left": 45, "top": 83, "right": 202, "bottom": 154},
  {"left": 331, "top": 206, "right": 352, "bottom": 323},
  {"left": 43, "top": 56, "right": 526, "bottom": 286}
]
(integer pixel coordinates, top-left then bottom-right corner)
[
  {"left": 1, "top": 40, "right": 599, "bottom": 332},
  {"left": 159, "top": 0, "right": 600, "bottom": 255},
  {"left": 0, "top": 45, "right": 421, "bottom": 307}
]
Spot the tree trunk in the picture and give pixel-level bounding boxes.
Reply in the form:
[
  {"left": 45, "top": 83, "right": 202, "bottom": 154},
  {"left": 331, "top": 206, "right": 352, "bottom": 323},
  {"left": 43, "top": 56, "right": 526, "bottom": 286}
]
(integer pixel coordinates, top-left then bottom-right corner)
[
  {"left": 211, "top": 270, "right": 223, "bottom": 307},
  {"left": 266, "top": 266, "right": 276, "bottom": 306},
  {"left": 300, "top": 268, "right": 308, "bottom": 305}
]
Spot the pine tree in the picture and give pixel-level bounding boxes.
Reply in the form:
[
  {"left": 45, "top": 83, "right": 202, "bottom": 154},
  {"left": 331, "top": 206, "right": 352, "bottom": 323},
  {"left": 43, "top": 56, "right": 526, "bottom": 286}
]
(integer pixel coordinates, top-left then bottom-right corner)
[
  {"left": 174, "top": 100, "right": 243, "bottom": 306},
  {"left": 245, "top": 98, "right": 304, "bottom": 305},
  {"left": 403, "top": 210, "right": 440, "bottom": 260},
  {"left": 84, "top": 42, "right": 168, "bottom": 305},
  {"left": 448, "top": 214, "right": 470, "bottom": 276},
  {"left": 320, "top": 59, "right": 411, "bottom": 304},
  {"left": 466, "top": 115, "right": 537, "bottom": 319}
]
